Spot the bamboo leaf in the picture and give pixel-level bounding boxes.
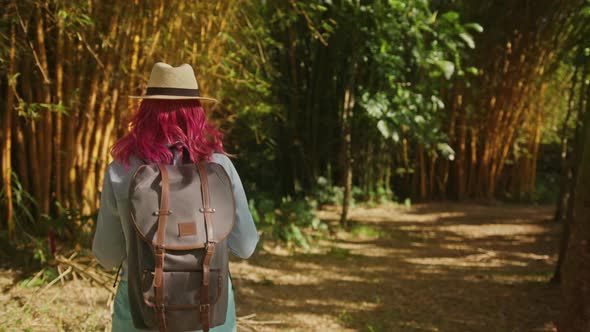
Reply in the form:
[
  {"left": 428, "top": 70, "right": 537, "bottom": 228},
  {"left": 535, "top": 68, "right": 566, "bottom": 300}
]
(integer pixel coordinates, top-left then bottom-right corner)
[
  {"left": 434, "top": 60, "right": 455, "bottom": 79},
  {"left": 437, "top": 143, "right": 455, "bottom": 161},
  {"left": 459, "top": 32, "right": 475, "bottom": 49},
  {"left": 377, "top": 119, "right": 391, "bottom": 138},
  {"left": 464, "top": 23, "right": 484, "bottom": 33}
]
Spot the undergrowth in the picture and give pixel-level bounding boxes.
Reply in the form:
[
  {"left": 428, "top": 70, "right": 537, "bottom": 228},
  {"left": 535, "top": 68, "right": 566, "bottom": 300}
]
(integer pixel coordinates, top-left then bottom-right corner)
[{"left": 249, "top": 194, "right": 328, "bottom": 250}]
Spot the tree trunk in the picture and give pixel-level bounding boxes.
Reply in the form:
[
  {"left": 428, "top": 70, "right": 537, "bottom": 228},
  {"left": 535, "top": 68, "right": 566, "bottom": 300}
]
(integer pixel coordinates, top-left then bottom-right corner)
[
  {"left": 340, "top": 85, "right": 354, "bottom": 227},
  {"left": 559, "top": 99, "right": 590, "bottom": 332},
  {"left": 2, "top": 21, "right": 17, "bottom": 241},
  {"left": 556, "top": 68, "right": 583, "bottom": 221}
]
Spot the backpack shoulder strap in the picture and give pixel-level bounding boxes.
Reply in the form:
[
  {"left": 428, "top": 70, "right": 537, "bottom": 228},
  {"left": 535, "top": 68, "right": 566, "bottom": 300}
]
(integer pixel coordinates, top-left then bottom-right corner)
[
  {"left": 153, "top": 163, "right": 170, "bottom": 332},
  {"left": 196, "top": 160, "right": 215, "bottom": 332}
]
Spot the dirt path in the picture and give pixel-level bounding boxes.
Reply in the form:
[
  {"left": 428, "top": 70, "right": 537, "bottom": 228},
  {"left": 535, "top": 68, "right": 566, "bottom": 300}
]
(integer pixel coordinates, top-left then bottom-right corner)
[
  {"left": 232, "top": 202, "right": 561, "bottom": 332},
  {"left": 0, "top": 203, "right": 561, "bottom": 331}
]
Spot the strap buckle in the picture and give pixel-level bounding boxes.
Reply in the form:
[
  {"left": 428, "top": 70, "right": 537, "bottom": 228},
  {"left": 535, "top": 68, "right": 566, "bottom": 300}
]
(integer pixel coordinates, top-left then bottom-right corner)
[
  {"left": 153, "top": 210, "right": 173, "bottom": 216},
  {"left": 204, "top": 241, "right": 216, "bottom": 252},
  {"left": 154, "top": 244, "right": 166, "bottom": 260}
]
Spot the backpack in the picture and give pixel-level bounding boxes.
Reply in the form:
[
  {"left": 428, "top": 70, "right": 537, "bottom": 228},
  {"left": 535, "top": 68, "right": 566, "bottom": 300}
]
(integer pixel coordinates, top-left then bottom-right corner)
[{"left": 126, "top": 160, "right": 235, "bottom": 332}]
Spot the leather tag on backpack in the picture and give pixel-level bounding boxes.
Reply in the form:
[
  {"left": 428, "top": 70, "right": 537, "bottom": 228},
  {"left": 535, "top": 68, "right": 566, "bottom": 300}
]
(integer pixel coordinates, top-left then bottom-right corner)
[{"left": 178, "top": 222, "right": 197, "bottom": 237}]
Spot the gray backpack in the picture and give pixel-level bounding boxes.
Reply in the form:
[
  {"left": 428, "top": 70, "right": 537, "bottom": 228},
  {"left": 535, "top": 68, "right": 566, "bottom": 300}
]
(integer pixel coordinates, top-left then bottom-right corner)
[{"left": 126, "top": 161, "right": 235, "bottom": 332}]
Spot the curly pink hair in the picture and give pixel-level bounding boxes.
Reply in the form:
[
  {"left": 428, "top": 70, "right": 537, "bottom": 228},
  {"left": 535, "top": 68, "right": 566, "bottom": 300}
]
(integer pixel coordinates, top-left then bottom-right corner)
[{"left": 111, "top": 99, "right": 228, "bottom": 166}]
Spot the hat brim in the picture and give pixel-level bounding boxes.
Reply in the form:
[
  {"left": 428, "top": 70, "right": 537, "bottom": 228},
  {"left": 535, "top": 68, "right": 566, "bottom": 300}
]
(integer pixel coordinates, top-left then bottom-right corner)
[{"left": 128, "top": 95, "right": 218, "bottom": 103}]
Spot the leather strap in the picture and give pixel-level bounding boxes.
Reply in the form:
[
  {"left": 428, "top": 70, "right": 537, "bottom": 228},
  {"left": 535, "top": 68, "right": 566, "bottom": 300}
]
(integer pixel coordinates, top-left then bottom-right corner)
[
  {"left": 197, "top": 161, "right": 215, "bottom": 332},
  {"left": 154, "top": 164, "right": 170, "bottom": 332},
  {"left": 200, "top": 243, "right": 215, "bottom": 332},
  {"left": 196, "top": 162, "right": 214, "bottom": 240}
]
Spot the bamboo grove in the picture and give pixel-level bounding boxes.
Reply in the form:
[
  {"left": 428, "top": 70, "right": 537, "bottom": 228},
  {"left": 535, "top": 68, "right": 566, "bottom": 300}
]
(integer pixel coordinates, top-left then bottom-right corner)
[
  {"left": 0, "top": 1, "right": 588, "bottom": 241},
  {"left": 0, "top": 0, "right": 270, "bottom": 240}
]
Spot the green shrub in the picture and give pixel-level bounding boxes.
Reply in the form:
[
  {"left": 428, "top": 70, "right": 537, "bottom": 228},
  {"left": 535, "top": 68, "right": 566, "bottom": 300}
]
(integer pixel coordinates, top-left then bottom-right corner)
[
  {"left": 0, "top": 171, "right": 39, "bottom": 239},
  {"left": 312, "top": 176, "right": 344, "bottom": 206},
  {"left": 532, "top": 172, "right": 559, "bottom": 204},
  {"left": 249, "top": 194, "right": 327, "bottom": 249}
]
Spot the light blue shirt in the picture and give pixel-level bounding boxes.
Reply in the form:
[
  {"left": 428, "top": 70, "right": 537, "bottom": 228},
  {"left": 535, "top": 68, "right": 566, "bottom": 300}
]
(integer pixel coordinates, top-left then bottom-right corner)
[{"left": 92, "top": 153, "right": 258, "bottom": 332}]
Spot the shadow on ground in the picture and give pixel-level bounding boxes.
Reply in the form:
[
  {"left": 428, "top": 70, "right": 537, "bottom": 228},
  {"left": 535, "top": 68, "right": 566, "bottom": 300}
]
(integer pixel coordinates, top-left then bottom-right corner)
[{"left": 231, "top": 202, "right": 562, "bottom": 332}]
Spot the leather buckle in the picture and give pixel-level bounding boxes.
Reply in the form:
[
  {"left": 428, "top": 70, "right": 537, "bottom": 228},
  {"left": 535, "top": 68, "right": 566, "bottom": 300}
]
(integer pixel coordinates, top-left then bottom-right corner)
[
  {"left": 153, "top": 210, "right": 173, "bottom": 216},
  {"left": 204, "top": 241, "right": 216, "bottom": 252},
  {"left": 199, "top": 304, "right": 210, "bottom": 312}
]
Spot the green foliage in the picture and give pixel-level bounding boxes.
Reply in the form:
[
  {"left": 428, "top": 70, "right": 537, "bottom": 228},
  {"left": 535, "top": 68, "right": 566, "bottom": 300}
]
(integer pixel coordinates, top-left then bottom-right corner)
[
  {"left": 250, "top": 194, "right": 327, "bottom": 249},
  {"left": 359, "top": 1, "right": 481, "bottom": 153},
  {"left": 0, "top": 171, "right": 38, "bottom": 236},
  {"left": 16, "top": 101, "right": 68, "bottom": 120},
  {"left": 404, "top": 198, "right": 412, "bottom": 208},
  {"left": 0, "top": 170, "right": 96, "bottom": 256},
  {"left": 327, "top": 247, "right": 352, "bottom": 259},
  {"left": 337, "top": 310, "right": 354, "bottom": 326},
  {"left": 349, "top": 224, "right": 382, "bottom": 238},
  {"left": 41, "top": 200, "right": 97, "bottom": 248},
  {"left": 32, "top": 238, "right": 50, "bottom": 265},
  {"left": 19, "top": 267, "right": 59, "bottom": 288},
  {"left": 311, "top": 176, "right": 344, "bottom": 207},
  {"left": 352, "top": 185, "right": 395, "bottom": 206},
  {"left": 532, "top": 173, "right": 560, "bottom": 204},
  {"left": 312, "top": 171, "right": 394, "bottom": 208}
]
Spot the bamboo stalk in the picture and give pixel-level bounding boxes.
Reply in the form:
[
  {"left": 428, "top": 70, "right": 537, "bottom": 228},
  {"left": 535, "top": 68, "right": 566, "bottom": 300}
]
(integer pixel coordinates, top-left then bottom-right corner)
[
  {"left": 54, "top": 0, "right": 65, "bottom": 207},
  {"left": 35, "top": 5, "right": 53, "bottom": 214},
  {"left": 2, "top": 19, "right": 17, "bottom": 240}
]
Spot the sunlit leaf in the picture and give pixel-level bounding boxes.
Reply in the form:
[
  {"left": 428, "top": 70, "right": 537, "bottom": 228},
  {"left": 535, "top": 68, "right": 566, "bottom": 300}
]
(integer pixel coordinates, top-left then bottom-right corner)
[
  {"left": 437, "top": 143, "right": 456, "bottom": 161},
  {"left": 459, "top": 32, "right": 475, "bottom": 49},
  {"left": 441, "top": 11, "right": 459, "bottom": 22},
  {"left": 434, "top": 60, "right": 455, "bottom": 79},
  {"left": 466, "top": 67, "right": 480, "bottom": 75},
  {"left": 377, "top": 119, "right": 391, "bottom": 138},
  {"left": 429, "top": 11, "right": 438, "bottom": 24},
  {"left": 464, "top": 23, "right": 484, "bottom": 33}
]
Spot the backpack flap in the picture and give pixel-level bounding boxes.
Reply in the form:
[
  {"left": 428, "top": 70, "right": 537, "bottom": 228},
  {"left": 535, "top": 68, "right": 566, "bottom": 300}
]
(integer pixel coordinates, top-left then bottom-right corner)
[{"left": 129, "top": 162, "right": 235, "bottom": 249}]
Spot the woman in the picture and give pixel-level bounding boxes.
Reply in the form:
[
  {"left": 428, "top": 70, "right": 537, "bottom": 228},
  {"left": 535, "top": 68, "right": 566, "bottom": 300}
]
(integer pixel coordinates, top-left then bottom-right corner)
[{"left": 92, "top": 62, "right": 259, "bottom": 332}]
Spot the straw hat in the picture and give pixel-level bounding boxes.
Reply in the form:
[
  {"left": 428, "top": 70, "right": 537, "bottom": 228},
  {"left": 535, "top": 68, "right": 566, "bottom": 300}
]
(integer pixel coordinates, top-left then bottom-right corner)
[{"left": 129, "top": 62, "right": 218, "bottom": 102}]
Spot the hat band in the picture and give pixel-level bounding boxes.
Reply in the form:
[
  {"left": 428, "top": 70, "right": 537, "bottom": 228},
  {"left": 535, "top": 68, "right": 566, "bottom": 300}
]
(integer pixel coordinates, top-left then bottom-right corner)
[{"left": 146, "top": 87, "right": 200, "bottom": 97}]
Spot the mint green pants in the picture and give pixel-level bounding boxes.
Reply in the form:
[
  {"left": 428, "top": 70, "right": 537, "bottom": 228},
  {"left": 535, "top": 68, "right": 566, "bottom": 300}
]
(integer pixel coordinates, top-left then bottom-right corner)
[{"left": 112, "top": 278, "right": 237, "bottom": 332}]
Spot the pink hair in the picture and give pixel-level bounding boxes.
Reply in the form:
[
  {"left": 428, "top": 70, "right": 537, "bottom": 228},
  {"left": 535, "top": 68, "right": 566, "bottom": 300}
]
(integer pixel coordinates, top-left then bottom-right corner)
[{"left": 111, "top": 99, "right": 229, "bottom": 167}]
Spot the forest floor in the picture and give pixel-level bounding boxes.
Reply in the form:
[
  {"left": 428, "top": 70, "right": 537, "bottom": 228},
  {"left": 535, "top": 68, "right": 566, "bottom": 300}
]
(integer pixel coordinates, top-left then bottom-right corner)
[{"left": 0, "top": 202, "right": 561, "bottom": 332}]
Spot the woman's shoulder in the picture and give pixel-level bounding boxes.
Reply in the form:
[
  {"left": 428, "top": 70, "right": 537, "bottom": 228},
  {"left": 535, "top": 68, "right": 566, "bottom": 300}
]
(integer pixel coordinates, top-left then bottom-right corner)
[
  {"left": 105, "top": 156, "right": 144, "bottom": 183},
  {"left": 210, "top": 153, "right": 237, "bottom": 178},
  {"left": 105, "top": 153, "right": 234, "bottom": 180},
  {"left": 210, "top": 153, "right": 234, "bottom": 168}
]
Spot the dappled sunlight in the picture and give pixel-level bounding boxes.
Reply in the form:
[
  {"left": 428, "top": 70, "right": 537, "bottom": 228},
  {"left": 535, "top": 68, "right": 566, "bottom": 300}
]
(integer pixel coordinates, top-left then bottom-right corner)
[
  {"left": 232, "top": 261, "right": 325, "bottom": 286},
  {"left": 1, "top": 0, "right": 582, "bottom": 329},
  {"left": 346, "top": 246, "right": 412, "bottom": 258},
  {"left": 229, "top": 202, "right": 561, "bottom": 331},
  {"left": 438, "top": 223, "right": 549, "bottom": 239},
  {"left": 287, "top": 313, "right": 353, "bottom": 332},
  {"left": 317, "top": 203, "right": 469, "bottom": 225},
  {"left": 397, "top": 225, "right": 441, "bottom": 239},
  {"left": 510, "top": 252, "right": 552, "bottom": 262},
  {"left": 0, "top": 203, "right": 560, "bottom": 331},
  {"left": 533, "top": 322, "right": 558, "bottom": 332},
  {"left": 478, "top": 273, "right": 553, "bottom": 285},
  {"left": 405, "top": 254, "right": 528, "bottom": 268},
  {"left": 439, "top": 243, "right": 475, "bottom": 251},
  {"left": 398, "top": 320, "right": 441, "bottom": 331}
]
